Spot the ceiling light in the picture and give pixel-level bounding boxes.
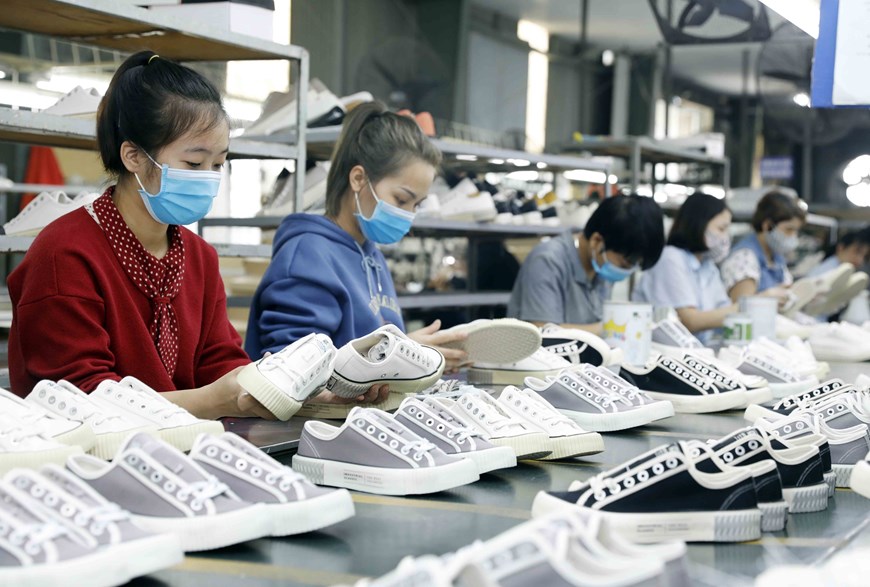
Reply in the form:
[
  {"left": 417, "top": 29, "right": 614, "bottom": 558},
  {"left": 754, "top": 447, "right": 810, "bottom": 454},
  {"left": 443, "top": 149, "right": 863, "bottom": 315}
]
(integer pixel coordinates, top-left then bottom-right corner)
[
  {"left": 758, "top": 0, "right": 820, "bottom": 39},
  {"left": 455, "top": 154, "right": 478, "bottom": 161},
  {"left": 505, "top": 171, "right": 540, "bottom": 181},
  {"left": 602, "top": 50, "right": 615, "bottom": 67},
  {"left": 793, "top": 92, "right": 811, "bottom": 108},
  {"left": 847, "top": 182, "right": 870, "bottom": 207},
  {"left": 563, "top": 169, "right": 607, "bottom": 183}
]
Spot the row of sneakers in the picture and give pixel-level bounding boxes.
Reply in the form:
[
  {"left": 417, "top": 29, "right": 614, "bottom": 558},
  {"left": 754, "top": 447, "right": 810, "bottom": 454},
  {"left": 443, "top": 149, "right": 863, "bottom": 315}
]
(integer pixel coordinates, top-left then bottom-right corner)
[
  {"left": 783, "top": 261, "right": 869, "bottom": 318},
  {"left": 239, "top": 319, "right": 542, "bottom": 420},
  {"left": 291, "top": 381, "right": 610, "bottom": 496},
  {"left": 2, "top": 191, "right": 100, "bottom": 237},
  {"left": 532, "top": 400, "right": 869, "bottom": 543},
  {"left": 0, "top": 430, "right": 355, "bottom": 585},
  {"left": 0, "top": 378, "right": 222, "bottom": 469},
  {"left": 343, "top": 509, "right": 690, "bottom": 587}
]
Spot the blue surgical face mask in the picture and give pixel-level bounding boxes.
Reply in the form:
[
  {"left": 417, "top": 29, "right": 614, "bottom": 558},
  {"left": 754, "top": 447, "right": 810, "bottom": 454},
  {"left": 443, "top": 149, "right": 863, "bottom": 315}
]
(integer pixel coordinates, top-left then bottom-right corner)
[
  {"left": 591, "top": 246, "right": 637, "bottom": 282},
  {"left": 354, "top": 180, "right": 415, "bottom": 244},
  {"left": 134, "top": 152, "right": 221, "bottom": 225}
]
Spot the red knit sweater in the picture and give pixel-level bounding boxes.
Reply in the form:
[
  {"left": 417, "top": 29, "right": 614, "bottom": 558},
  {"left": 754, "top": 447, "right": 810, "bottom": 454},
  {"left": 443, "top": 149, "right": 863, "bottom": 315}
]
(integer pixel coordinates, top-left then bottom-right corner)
[{"left": 8, "top": 207, "right": 250, "bottom": 396}]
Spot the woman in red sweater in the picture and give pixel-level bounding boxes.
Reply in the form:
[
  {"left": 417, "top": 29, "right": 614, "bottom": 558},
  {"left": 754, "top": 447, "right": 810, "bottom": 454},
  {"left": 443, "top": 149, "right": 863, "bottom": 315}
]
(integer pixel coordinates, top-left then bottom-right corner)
[{"left": 8, "top": 50, "right": 379, "bottom": 418}]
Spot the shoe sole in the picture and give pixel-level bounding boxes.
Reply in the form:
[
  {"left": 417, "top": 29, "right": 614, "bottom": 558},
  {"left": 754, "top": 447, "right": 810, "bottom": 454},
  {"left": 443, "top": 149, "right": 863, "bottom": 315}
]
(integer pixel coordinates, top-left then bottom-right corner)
[
  {"left": 825, "top": 470, "right": 837, "bottom": 497},
  {"left": 267, "top": 488, "right": 356, "bottom": 536},
  {"left": 643, "top": 390, "right": 746, "bottom": 414},
  {"left": 461, "top": 446, "right": 518, "bottom": 474},
  {"left": 555, "top": 403, "right": 673, "bottom": 433},
  {"left": 782, "top": 482, "right": 828, "bottom": 513},
  {"left": 293, "top": 392, "right": 412, "bottom": 419},
  {"left": 0, "top": 445, "right": 83, "bottom": 476},
  {"left": 467, "top": 366, "right": 563, "bottom": 386},
  {"left": 441, "top": 319, "right": 542, "bottom": 364},
  {"left": 0, "top": 545, "right": 128, "bottom": 587},
  {"left": 759, "top": 500, "right": 788, "bottom": 532},
  {"left": 52, "top": 422, "right": 97, "bottom": 453},
  {"left": 130, "top": 503, "right": 270, "bottom": 552},
  {"left": 157, "top": 420, "right": 225, "bottom": 453},
  {"left": 89, "top": 425, "right": 160, "bottom": 460},
  {"left": 327, "top": 366, "right": 444, "bottom": 398},
  {"left": 732, "top": 387, "right": 774, "bottom": 409},
  {"left": 538, "top": 432, "right": 605, "bottom": 460},
  {"left": 833, "top": 464, "right": 855, "bottom": 488},
  {"left": 109, "top": 532, "right": 184, "bottom": 582},
  {"left": 291, "top": 454, "right": 479, "bottom": 495},
  {"left": 237, "top": 352, "right": 336, "bottom": 420},
  {"left": 487, "top": 432, "right": 553, "bottom": 460},
  {"left": 850, "top": 460, "right": 870, "bottom": 498}
]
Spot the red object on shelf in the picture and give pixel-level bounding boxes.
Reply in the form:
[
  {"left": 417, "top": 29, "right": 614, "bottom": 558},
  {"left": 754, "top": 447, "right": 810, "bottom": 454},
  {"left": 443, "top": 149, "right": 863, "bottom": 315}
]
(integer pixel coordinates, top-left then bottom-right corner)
[{"left": 21, "top": 146, "right": 64, "bottom": 208}]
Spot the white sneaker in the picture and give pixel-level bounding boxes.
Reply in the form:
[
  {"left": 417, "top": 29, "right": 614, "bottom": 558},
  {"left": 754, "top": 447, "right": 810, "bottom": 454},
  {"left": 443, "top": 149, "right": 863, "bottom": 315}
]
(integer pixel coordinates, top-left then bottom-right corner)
[
  {"left": 801, "top": 263, "right": 857, "bottom": 315},
  {"left": 237, "top": 332, "right": 338, "bottom": 420},
  {"left": 467, "top": 347, "right": 569, "bottom": 386},
  {"left": 41, "top": 86, "right": 102, "bottom": 118},
  {"left": 425, "top": 389, "right": 553, "bottom": 460},
  {"left": 25, "top": 380, "right": 158, "bottom": 460},
  {"left": 3, "top": 191, "right": 99, "bottom": 236},
  {"left": 496, "top": 386, "right": 604, "bottom": 460},
  {"left": 753, "top": 337, "right": 826, "bottom": 380},
  {"left": 328, "top": 325, "right": 444, "bottom": 397},
  {"left": 718, "top": 344, "right": 818, "bottom": 398},
  {"left": 440, "top": 319, "right": 542, "bottom": 364},
  {"left": 0, "top": 388, "right": 95, "bottom": 451},
  {"left": 292, "top": 407, "right": 479, "bottom": 495},
  {"left": 439, "top": 189, "right": 497, "bottom": 222},
  {"left": 244, "top": 79, "right": 344, "bottom": 136},
  {"left": 0, "top": 413, "right": 83, "bottom": 475},
  {"left": 89, "top": 378, "right": 223, "bottom": 452},
  {"left": 808, "top": 322, "right": 870, "bottom": 363}
]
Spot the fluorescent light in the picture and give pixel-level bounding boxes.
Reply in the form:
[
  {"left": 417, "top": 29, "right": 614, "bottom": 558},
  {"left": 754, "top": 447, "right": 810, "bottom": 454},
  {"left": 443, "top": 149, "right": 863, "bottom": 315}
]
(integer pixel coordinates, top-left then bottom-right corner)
[
  {"left": 224, "top": 96, "right": 262, "bottom": 122},
  {"left": 602, "top": 50, "right": 615, "bottom": 67},
  {"left": 847, "top": 183, "right": 870, "bottom": 207},
  {"left": 654, "top": 191, "right": 668, "bottom": 203},
  {"left": 505, "top": 171, "right": 540, "bottom": 181},
  {"left": 842, "top": 154, "right": 870, "bottom": 185},
  {"left": 507, "top": 158, "right": 531, "bottom": 167},
  {"left": 700, "top": 185, "right": 726, "bottom": 199},
  {"left": 536, "top": 162, "right": 548, "bottom": 169},
  {"left": 0, "top": 71, "right": 6, "bottom": 80},
  {"left": 608, "top": 174, "right": 619, "bottom": 184},
  {"left": 563, "top": 169, "right": 608, "bottom": 183},
  {"left": 758, "top": 0, "right": 820, "bottom": 39},
  {"left": 0, "top": 82, "right": 59, "bottom": 110},
  {"left": 793, "top": 92, "right": 811, "bottom": 108},
  {"left": 489, "top": 158, "right": 505, "bottom": 165},
  {"left": 455, "top": 154, "right": 478, "bottom": 161}
]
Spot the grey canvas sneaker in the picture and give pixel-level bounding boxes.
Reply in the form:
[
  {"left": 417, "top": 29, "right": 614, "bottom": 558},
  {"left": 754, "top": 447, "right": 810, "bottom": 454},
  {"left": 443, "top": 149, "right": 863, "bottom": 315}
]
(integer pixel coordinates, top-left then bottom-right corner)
[
  {"left": 794, "top": 403, "right": 870, "bottom": 487},
  {"left": 756, "top": 414, "right": 838, "bottom": 497},
  {"left": 0, "top": 479, "right": 125, "bottom": 587},
  {"left": 292, "top": 407, "right": 479, "bottom": 495},
  {"left": 5, "top": 466, "right": 183, "bottom": 582},
  {"left": 64, "top": 432, "right": 270, "bottom": 551},
  {"left": 0, "top": 413, "right": 83, "bottom": 475},
  {"left": 25, "top": 380, "right": 158, "bottom": 460},
  {"left": 238, "top": 332, "right": 338, "bottom": 420},
  {"left": 394, "top": 397, "right": 517, "bottom": 474},
  {"left": 0, "top": 387, "right": 95, "bottom": 452},
  {"left": 570, "top": 364, "right": 675, "bottom": 423},
  {"left": 524, "top": 370, "right": 670, "bottom": 432},
  {"left": 189, "top": 432, "right": 355, "bottom": 536},
  {"left": 90, "top": 377, "right": 223, "bottom": 452}
]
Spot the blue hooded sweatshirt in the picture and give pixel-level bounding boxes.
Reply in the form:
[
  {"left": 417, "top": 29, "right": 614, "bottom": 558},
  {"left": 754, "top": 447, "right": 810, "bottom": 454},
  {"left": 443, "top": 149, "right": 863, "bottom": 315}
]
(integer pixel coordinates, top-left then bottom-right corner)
[{"left": 244, "top": 214, "right": 404, "bottom": 358}]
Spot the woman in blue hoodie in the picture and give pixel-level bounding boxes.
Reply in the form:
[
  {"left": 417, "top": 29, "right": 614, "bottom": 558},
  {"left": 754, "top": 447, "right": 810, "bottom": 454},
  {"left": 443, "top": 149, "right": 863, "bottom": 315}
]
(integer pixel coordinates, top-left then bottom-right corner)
[{"left": 246, "top": 102, "right": 468, "bottom": 401}]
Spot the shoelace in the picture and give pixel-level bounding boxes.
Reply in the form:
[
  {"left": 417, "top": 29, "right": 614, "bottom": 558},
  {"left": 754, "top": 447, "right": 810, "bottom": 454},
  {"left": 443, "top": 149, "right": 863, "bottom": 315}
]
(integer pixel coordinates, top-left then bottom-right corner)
[
  {"left": 261, "top": 352, "right": 320, "bottom": 386},
  {"left": 367, "top": 413, "right": 439, "bottom": 457},
  {"left": 578, "top": 367, "right": 640, "bottom": 403},
  {"left": 421, "top": 399, "right": 484, "bottom": 441},
  {"left": 560, "top": 374, "right": 619, "bottom": 409},
  {"left": 0, "top": 421, "right": 44, "bottom": 445},
  {"left": 587, "top": 472, "right": 620, "bottom": 496},
  {"left": 464, "top": 393, "right": 524, "bottom": 433},
  {"left": 177, "top": 478, "right": 228, "bottom": 510},
  {"left": 9, "top": 521, "right": 68, "bottom": 552},
  {"left": 72, "top": 502, "right": 128, "bottom": 533},
  {"left": 515, "top": 392, "right": 575, "bottom": 428},
  {"left": 423, "top": 379, "right": 467, "bottom": 396}
]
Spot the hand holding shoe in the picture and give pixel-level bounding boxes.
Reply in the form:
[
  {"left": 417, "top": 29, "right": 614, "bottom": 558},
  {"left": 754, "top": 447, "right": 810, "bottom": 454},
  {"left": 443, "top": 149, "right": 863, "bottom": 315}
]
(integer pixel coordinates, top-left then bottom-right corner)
[
  {"left": 309, "top": 384, "right": 391, "bottom": 405},
  {"left": 408, "top": 319, "right": 471, "bottom": 373}
]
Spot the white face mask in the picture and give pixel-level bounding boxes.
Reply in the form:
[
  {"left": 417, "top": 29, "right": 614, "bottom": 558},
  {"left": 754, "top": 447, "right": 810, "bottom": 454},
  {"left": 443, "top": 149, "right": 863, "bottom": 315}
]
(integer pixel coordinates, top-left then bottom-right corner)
[
  {"left": 704, "top": 229, "right": 731, "bottom": 263},
  {"left": 767, "top": 226, "right": 799, "bottom": 256}
]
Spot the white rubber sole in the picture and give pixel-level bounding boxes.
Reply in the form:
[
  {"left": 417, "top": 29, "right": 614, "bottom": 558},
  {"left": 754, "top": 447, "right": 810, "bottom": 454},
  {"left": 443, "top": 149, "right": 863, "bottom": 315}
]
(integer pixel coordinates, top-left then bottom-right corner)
[
  {"left": 825, "top": 471, "right": 837, "bottom": 497},
  {"left": 158, "top": 420, "right": 225, "bottom": 453},
  {"left": 555, "top": 404, "right": 671, "bottom": 433},
  {"left": 850, "top": 460, "right": 870, "bottom": 498},
  {"left": 0, "top": 546, "right": 128, "bottom": 587},
  {"left": 89, "top": 426, "right": 159, "bottom": 460},
  {"left": 734, "top": 387, "right": 773, "bottom": 409},
  {"left": 539, "top": 432, "right": 605, "bottom": 460},
  {"left": 759, "top": 500, "right": 788, "bottom": 532},
  {"left": 442, "top": 319, "right": 541, "bottom": 364},
  {"left": 237, "top": 352, "right": 335, "bottom": 420},
  {"left": 266, "top": 488, "right": 355, "bottom": 536},
  {"left": 467, "top": 366, "right": 562, "bottom": 386},
  {"left": 291, "top": 454, "right": 479, "bottom": 495},
  {"left": 833, "top": 464, "right": 854, "bottom": 488},
  {"left": 328, "top": 367, "right": 444, "bottom": 397},
  {"left": 52, "top": 423, "right": 97, "bottom": 452},
  {"left": 0, "top": 445, "right": 83, "bottom": 476},
  {"left": 782, "top": 483, "right": 829, "bottom": 513},
  {"left": 294, "top": 392, "right": 412, "bottom": 419},
  {"left": 130, "top": 503, "right": 270, "bottom": 552},
  {"left": 461, "top": 446, "right": 517, "bottom": 474},
  {"left": 643, "top": 390, "right": 746, "bottom": 414},
  {"left": 108, "top": 532, "right": 184, "bottom": 582},
  {"left": 487, "top": 432, "right": 553, "bottom": 460}
]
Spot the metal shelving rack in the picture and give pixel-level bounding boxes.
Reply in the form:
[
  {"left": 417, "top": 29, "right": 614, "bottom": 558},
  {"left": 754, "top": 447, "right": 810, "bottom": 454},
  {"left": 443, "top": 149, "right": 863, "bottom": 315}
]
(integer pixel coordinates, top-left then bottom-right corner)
[
  {"left": 0, "top": 0, "right": 310, "bottom": 256},
  {"left": 562, "top": 136, "right": 730, "bottom": 192}
]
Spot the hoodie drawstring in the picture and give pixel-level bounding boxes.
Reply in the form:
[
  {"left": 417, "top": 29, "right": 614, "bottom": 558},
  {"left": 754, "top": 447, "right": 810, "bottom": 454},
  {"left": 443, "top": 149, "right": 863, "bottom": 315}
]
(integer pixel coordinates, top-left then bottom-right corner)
[{"left": 355, "top": 243, "right": 384, "bottom": 301}]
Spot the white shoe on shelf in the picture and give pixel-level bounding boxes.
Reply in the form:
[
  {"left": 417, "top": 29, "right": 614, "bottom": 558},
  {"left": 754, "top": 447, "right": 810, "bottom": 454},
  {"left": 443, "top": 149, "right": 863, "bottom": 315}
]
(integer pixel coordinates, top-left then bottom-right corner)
[
  {"left": 3, "top": 191, "right": 100, "bottom": 237},
  {"left": 41, "top": 86, "right": 103, "bottom": 118}
]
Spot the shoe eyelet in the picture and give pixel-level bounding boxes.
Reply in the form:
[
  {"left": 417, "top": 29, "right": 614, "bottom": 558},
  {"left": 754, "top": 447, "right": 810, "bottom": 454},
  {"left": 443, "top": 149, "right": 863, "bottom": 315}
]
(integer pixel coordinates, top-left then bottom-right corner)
[
  {"left": 60, "top": 504, "right": 76, "bottom": 517},
  {"left": 190, "top": 501, "right": 203, "bottom": 512},
  {"left": 44, "top": 494, "right": 58, "bottom": 507},
  {"left": 408, "top": 408, "right": 416, "bottom": 415},
  {"left": 265, "top": 474, "right": 277, "bottom": 484},
  {"left": 735, "top": 446, "right": 745, "bottom": 456},
  {"left": 748, "top": 440, "right": 759, "bottom": 450},
  {"left": 426, "top": 418, "right": 434, "bottom": 426},
  {"left": 356, "top": 419, "right": 366, "bottom": 427},
  {"left": 416, "top": 412, "right": 424, "bottom": 420},
  {"left": 164, "top": 481, "right": 176, "bottom": 493},
  {"left": 205, "top": 446, "right": 219, "bottom": 457},
  {"left": 250, "top": 467, "right": 262, "bottom": 478},
  {"left": 378, "top": 433, "right": 388, "bottom": 442},
  {"left": 652, "top": 464, "right": 664, "bottom": 475},
  {"left": 457, "top": 438, "right": 465, "bottom": 445},
  {"left": 138, "top": 464, "right": 149, "bottom": 474},
  {"left": 235, "top": 460, "right": 248, "bottom": 471},
  {"left": 38, "top": 389, "right": 46, "bottom": 398},
  {"left": 366, "top": 425, "right": 376, "bottom": 435},
  {"left": 594, "top": 491, "right": 606, "bottom": 501},
  {"left": 389, "top": 440, "right": 399, "bottom": 449},
  {"left": 31, "top": 486, "right": 45, "bottom": 498},
  {"left": 637, "top": 471, "right": 649, "bottom": 482},
  {"left": 279, "top": 481, "right": 292, "bottom": 491},
  {"left": 723, "top": 453, "right": 733, "bottom": 462},
  {"left": 436, "top": 424, "right": 445, "bottom": 432},
  {"left": 413, "top": 453, "right": 423, "bottom": 462},
  {"left": 151, "top": 472, "right": 163, "bottom": 483}
]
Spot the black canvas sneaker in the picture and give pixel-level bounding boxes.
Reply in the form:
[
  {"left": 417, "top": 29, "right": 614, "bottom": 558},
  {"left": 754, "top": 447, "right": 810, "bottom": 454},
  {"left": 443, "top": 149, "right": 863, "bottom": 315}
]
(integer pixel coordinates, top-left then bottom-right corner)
[
  {"left": 680, "top": 355, "right": 771, "bottom": 407},
  {"left": 620, "top": 354, "right": 747, "bottom": 414},
  {"left": 532, "top": 442, "right": 762, "bottom": 543},
  {"left": 540, "top": 324, "right": 614, "bottom": 367},
  {"left": 744, "top": 379, "right": 851, "bottom": 424}
]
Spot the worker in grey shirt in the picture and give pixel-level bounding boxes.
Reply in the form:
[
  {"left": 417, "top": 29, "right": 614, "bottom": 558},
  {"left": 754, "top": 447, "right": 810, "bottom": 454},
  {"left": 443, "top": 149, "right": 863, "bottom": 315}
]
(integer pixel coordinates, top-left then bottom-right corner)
[{"left": 508, "top": 194, "right": 665, "bottom": 334}]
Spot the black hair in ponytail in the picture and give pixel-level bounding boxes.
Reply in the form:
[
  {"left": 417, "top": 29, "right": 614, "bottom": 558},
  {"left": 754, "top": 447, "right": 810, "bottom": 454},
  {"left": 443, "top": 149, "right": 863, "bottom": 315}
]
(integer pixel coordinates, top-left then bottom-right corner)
[{"left": 97, "top": 50, "right": 227, "bottom": 176}]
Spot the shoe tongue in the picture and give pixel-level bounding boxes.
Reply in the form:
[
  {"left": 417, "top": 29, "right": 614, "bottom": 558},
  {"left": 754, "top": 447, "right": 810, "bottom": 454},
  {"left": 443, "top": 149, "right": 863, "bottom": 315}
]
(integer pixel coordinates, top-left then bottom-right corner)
[
  {"left": 367, "top": 335, "right": 394, "bottom": 362},
  {"left": 123, "top": 432, "right": 207, "bottom": 484}
]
